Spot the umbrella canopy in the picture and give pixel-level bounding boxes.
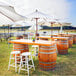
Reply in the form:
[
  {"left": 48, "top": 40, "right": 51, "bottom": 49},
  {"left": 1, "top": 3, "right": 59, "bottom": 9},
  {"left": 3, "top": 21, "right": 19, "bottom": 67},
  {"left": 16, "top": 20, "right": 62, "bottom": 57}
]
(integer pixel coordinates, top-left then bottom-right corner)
[
  {"left": 59, "top": 22, "right": 71, "bottom": 33},
  {"left": 26, "top": 9, "right": 50, "bottom": 19},
  {"left": 26, "top": 9, "right": 50, "bottom": 37},
  {"left": 54, "top": 18, "right": 71, "bottom": 33},
  {"left": 0, "top": 2, "right": 25, "bottom": 26}
]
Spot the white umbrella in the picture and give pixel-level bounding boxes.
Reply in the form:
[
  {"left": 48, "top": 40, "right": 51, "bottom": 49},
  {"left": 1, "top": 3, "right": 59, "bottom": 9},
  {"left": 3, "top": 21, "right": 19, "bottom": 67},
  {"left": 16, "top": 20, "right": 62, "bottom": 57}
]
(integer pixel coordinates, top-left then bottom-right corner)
[
  {"left": 59, "top": 22, "right": 71, "bottom": 33},
  {"left": 26, "top": 9, "right": 50, "bottom": 36},
  {"left": 52, "top": 18, "right": 63, "bottom": 34}
]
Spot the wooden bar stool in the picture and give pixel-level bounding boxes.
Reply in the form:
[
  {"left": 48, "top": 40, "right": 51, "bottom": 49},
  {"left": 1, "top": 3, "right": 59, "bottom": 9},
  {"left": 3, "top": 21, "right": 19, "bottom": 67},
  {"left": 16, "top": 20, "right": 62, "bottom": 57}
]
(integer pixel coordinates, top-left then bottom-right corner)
[
  {"left": 18, "top": 52, "right": 35, "bottom": 76},
  {"left": 8, "top": 51, "right": 20, "bottom": 72}
]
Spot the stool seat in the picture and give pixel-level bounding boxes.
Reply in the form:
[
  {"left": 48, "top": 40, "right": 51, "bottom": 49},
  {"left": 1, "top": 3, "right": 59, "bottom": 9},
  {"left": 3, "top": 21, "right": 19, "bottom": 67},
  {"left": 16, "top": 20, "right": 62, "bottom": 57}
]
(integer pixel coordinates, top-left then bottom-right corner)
[
  {"left": 11, "top": 51, "right": 20, "bottom": 54},
  {"left": 21, "top": 52, "right": 31, "bottom": 56}
]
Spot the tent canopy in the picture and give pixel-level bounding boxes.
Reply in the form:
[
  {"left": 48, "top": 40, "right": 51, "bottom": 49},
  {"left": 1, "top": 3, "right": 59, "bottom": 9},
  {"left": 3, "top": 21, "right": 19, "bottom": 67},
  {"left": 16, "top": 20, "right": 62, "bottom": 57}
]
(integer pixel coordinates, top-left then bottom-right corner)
[
  {"left": 12, "top": 21, "right": 31, "bottom": 27},
  {"left": 0, "top": 2, "right": 25, "bottom": 26}
]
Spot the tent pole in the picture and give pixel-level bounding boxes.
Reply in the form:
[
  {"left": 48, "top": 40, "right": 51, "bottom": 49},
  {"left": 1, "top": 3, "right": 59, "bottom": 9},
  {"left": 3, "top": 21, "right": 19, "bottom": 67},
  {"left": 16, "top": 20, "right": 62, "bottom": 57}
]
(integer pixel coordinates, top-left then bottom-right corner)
[
  {"left": 24, "top": 27, "right": 25, "bottom": 34},
  {"left": 8, "top": 24, "right": 10, "bottom": 35},
  {"left": 3, "top": 25, "right": 5, "bottom": 34},
  {"left": 59, "top": 23, "right": 63, "bottom": 34}
]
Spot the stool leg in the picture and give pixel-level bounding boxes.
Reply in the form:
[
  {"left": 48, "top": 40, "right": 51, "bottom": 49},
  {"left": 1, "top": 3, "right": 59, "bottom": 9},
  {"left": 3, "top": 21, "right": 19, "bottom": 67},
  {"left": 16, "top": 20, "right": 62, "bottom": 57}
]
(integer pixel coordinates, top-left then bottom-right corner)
[
  {"left": 15, "top": 54, "right": 17, "bottom": 72},
  {"left": 26, "top": 56, "right": 29, "bottom": 76},
  {"left": 31, "top": 55, "right": 35, "bottom": 70},
  {"left": 18, "top": 56, "right": 22, "bottom": 74},
  {"left": 8, "top": 54, "right": 12, "bottom": 70},
  {"left": 36, "top": 47, "right": 38, "bottom": 56}
]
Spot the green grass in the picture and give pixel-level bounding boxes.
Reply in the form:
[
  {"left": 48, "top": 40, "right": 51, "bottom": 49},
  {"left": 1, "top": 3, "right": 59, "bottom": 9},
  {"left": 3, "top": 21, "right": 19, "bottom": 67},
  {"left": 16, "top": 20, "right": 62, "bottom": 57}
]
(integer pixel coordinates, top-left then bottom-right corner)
[{"left": 0, "top": 40, "right": 76, "bottom": 76}]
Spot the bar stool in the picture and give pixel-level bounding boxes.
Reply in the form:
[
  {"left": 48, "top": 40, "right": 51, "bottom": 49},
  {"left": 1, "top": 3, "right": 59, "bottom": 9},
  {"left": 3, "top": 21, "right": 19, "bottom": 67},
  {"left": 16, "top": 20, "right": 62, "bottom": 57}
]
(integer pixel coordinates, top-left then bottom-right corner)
[
  {"left": 54, "top": 39, "right": 59, "bottom": 54},
  {"left": 18, "top": 52, "right": 35, "bottom": 76},
  {"left": 8, "top": 51, "right": 20, "bottom": 72},
  {"left": 31, "top": 45, "right": 38, "bottom": 57}
]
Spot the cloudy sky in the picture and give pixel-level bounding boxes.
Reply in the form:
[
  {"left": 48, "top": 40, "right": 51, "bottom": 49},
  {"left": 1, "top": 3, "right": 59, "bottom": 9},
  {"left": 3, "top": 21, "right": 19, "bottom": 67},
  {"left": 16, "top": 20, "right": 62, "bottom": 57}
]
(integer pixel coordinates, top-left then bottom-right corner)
[{"left": 0, "top": 0, "right": 76, "bottom": 26}]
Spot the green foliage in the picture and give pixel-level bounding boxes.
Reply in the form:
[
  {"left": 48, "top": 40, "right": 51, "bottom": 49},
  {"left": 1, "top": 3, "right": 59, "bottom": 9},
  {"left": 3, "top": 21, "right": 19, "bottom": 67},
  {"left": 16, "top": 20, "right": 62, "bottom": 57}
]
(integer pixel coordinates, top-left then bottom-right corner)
[{"left": 32, "top": 36, "right": 35, "bottom": 40}]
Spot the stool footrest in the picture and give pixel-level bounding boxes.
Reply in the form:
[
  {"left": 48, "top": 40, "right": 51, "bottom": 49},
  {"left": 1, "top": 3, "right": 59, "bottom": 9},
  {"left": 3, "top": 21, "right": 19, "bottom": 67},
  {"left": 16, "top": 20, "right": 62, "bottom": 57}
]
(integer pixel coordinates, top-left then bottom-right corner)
[{"left": 20, "top": 69, "right": 28, "bottom": 71}]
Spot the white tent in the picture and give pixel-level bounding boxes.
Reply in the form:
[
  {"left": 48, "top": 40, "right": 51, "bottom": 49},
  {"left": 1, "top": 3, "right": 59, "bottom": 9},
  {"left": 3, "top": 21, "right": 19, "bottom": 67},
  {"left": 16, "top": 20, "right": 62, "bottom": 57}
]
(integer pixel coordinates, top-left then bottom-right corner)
[
  {"left": 12, "top": 21, "right": 31, "bottom": 27},
  {"left": 0, "top": 2, "right": 25, "bottom": 26},
  {"left": 29, "top": 25, "right": 42, "bottom": 31}
]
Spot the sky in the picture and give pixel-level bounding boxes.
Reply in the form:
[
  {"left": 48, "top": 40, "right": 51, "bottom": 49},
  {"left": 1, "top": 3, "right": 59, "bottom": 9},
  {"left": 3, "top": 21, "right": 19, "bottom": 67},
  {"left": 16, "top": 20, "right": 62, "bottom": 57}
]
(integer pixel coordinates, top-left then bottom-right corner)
[
  {"left": 66, "top": 0, "right": 76, "bottom": 26},
  {"left": 0, "top": 0, "right": 76, "bottom": 26}
]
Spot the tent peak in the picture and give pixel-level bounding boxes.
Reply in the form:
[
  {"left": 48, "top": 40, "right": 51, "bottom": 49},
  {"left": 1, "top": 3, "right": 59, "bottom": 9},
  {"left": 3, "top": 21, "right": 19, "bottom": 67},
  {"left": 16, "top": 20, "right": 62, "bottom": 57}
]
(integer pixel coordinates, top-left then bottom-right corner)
[{"left": 36, "top": 9, "right": 38, "bottom": 12}]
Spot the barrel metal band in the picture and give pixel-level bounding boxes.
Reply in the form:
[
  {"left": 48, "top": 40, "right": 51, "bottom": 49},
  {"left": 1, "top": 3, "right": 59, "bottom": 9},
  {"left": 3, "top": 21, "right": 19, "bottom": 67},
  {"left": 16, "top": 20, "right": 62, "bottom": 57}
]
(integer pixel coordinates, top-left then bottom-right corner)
[
  {"left": 40, "top": 45, "right": 56, "bottom": 48},
  {"left": 14, "top": 48, "right": 28, "bottom": 50},
  {"left": 60, "top": 50, "right": 68, "bottom": 51},
  {"left": 61, "top": 43, "right": 68, "bottom": 44},
  {"left": 40, "top": 47, "right": 56, "bottom": 51},
  {"left": 58, "top": 42, "right": 68, "bottom": 45},
  {"left": 39, "top": 61, "right": 56, "bottom": 64},
  {"left": 39, "top": 65, "right": 56, "bottom": 67},
  {"left": 39, "top": 51, "right": 56, "bottom": 54}
]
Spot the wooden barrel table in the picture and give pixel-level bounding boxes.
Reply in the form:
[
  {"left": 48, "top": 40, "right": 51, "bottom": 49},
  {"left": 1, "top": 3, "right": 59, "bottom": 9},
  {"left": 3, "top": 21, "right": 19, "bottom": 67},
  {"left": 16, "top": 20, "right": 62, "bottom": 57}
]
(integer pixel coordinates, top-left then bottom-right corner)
[
  {"left": 69, "top": 34, "right": 76, "bottom": 44},
  {"left": 38, "top": 43, "right": 57, "bottom": 71},
  {"left": 16, "top": 36, "right": 23, "bottom": 39},
  {"left": 56, "top": 39, "right": 69, "bottom": 55},
  {"left": 23, "top": 34, "right": 28, "bottom": 39},
  {"left": 59, "top": 34, "right": 73, "bottom": 48},
  {"left": 38, "top": 36, "right": 69, "bottom": 55},
  {"left": 68, "top": 37, "right": 73, "bottom": 48},
  {"left": 13, "top": 44, "right": 29, "bottom": 62},
  {"left": 40, "top": 38, "right": 48, "bottom": 40},
  {"left": 73, "top": 35, "right": 76, "bottom": 44}
]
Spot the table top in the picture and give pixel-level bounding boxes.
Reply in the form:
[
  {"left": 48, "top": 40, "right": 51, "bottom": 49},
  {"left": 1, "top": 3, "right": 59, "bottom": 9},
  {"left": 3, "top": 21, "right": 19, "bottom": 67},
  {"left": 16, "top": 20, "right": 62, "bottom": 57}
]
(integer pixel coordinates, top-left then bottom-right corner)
[
  {"left": 9, "top": 39, "right": 55, "bottom": 46},
  {"left": 38, "top": 36, "right": 69, "bottom": 40},
  {"left": 59, "top": 34, "right": 73, "bottom": 36}
]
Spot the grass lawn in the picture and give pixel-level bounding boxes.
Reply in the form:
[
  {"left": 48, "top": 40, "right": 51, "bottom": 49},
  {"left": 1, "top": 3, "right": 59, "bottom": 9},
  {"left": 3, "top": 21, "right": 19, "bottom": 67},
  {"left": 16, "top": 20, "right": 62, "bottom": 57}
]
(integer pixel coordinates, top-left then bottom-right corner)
[{"left": 0, "top": 40, "right": 76, "bottom": 76}]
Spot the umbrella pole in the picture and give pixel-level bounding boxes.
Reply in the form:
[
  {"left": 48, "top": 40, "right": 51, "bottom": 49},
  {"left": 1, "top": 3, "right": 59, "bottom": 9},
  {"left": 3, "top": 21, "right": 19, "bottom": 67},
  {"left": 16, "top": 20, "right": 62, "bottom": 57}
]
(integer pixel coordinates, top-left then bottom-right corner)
[
  {"left": 50, "top": 22, "right": 54, "bottom": 38},
  {"left": 35, "top": 18, "right": 39, "bottom": 38},
  {"left": 60, "top": 25, "right": 63, "bottom": 34},
  {"left": 59, "top": 23, "right": 63, "bottom": 34}
]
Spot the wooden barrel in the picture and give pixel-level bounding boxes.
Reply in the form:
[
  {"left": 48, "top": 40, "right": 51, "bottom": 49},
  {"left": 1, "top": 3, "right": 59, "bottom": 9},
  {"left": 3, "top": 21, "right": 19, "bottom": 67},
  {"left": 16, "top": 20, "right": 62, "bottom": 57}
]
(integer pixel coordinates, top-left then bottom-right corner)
[
  {"left": 59, "top": 34, "right": 73, "bottom": 48},
  {"left": 13, "top": 44, "right": 29, "bottom": 62},
  {"left": 56, "top": 40, "right": 69, "bottom": 54},
  {"left": 68, "top": 37, "right": 73, "bottom": 48},
  {"left": 40, "top": 38, "right": 48, "bottom": 40},
  {"left": 23, "top": 34, "right": 28, "bottom": 39},
  {"left": 16, "top": 36, "right": 23, "bottom": 39},
  {"left": 73, "top": 35, "right": 76, "bottom": 44},
  {"left": 52, "top": 35, "right": 58, "bottom": 37},
  {"left": 38, "top": 43, "right": 57, "bottom": 71}
]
